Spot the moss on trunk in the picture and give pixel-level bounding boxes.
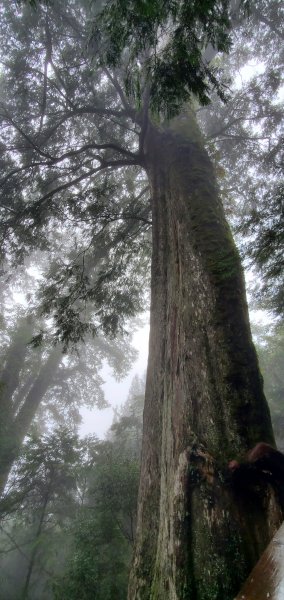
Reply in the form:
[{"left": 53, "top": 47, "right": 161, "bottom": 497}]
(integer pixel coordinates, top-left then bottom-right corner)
[{"left": 128, "top": 117, "right": 283, "bottom": 599}]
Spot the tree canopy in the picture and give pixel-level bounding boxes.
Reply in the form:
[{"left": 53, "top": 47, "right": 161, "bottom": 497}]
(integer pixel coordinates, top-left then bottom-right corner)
[{"left": 0, "top": 0, "right": 282, "bottom": 337}]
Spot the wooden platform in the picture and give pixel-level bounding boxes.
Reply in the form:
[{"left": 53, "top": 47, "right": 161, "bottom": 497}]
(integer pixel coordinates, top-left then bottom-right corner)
[{"left": 234, "top": 521, "right": 284, "bottom": 600}]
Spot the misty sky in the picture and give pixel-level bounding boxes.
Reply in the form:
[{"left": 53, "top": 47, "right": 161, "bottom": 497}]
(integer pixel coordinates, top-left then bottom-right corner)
[{"left": 80, "top": 319, "right": 150, "bottom": 438}]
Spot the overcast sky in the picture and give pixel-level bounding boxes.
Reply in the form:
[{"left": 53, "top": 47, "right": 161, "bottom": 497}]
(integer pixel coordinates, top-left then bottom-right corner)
[{"left": 80, "top": 318, "right": 150, "bottom": 438}]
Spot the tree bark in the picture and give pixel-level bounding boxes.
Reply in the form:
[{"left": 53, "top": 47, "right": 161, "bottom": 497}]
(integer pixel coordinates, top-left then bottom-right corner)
[{"left": 128, "top": 115, "right": 283, "bottom": 599}]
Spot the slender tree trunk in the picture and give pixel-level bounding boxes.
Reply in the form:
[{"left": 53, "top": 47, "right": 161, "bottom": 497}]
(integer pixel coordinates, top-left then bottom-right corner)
[
  {"left": 128, "top": 115, "right": 283, "bottom": 599},
  {"left": 0, "top": 348, "right": 62, "bottom": 495},
  {"left": 0, "top": 318, "right": 33, "bottom": 463},
  {"left": 0, "top": 317, "right": 34, "bottom": 495},
  {"left": 0, "top": 317, "right": 34, "bottom": 411},
  {"left": 22, "top": 490, "right": 50, "bottom": 599}
]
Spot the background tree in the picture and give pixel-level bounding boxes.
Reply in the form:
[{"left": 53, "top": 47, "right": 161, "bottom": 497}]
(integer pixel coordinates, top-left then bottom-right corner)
[
  {"left": 0, "top": 377, "right": 144, "bottom": 599},
  {"left": 0, "top": 266, "right": 136, "bottom": 493},
  {"left": 0, "top": 428, "right": 82, "bottom": 599},
  {"left": 54, "top": 375, "right": 144, "bottom": 599},
  {"left": 0, "top": 378, "right": 143, "bottom": 600},
  {"left": 109, "top": 373, "right": 145, "bottom": 458}
]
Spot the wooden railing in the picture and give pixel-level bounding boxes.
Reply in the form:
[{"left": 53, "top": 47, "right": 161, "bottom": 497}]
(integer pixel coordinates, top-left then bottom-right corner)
[{"left": 234, "top": 521, "right": 284, "bottom": 600}]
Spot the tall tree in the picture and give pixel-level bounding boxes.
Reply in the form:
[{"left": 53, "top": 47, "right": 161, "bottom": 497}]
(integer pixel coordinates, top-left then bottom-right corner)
[
  {"left": 55, "top": 441, "right": 139, "bottom": 599},
  {"left": 0, "top": 314, "right": 62, "bottom": 494},
  {"left": 0, "top": 1, "right": 283, "bottom": 598},
  {"left": 0, "top": 300, "right": 135, "bottom": 494},
  {"left": 54, "top": 376, "right": 144, "bottom": 600},
  {"left": 0, "top": 428, "right": 82, "bottom": 599}
]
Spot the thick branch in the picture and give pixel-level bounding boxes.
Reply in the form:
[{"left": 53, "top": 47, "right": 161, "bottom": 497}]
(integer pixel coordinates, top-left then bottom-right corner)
[
  {"left": 27, "top": 157, "right": 141, "bottom": 212},
  {"left": 50, "top": 103, "right": 131, "bottom": 121},
  {"left": 37, "top": 102, "right": 135, "bottom": 146},
  {"left": 0, "top": 109, "right": 53, "bottom": 161},
  {"left": 46, "top": 141, "right": 139, "bottom": 163},
  {"left": 0, "top": 138, "right": 138, "bottom": 188}
]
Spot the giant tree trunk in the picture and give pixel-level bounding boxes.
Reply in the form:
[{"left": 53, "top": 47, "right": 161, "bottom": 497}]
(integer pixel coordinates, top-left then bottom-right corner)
[{"left": 128, "top": 115, "right": 283, "bottom": 599}]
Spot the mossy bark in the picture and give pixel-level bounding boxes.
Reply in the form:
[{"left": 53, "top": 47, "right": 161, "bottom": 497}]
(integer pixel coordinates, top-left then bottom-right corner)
[{"left": 128, "top": 118, "right": 283, "bottom": 599}]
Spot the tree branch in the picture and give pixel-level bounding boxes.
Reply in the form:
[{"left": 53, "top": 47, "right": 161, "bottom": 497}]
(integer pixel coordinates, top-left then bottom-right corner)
[
  {"left": 0, "top": 142, "right": 140, "bottom": 194},
  {"left": 46, "top": 141, "right": 139, "bottom": 163},
  {"left": 21, "top": 157, "right": 142, "bottom": 214},
  {"left": 216, "top": 134, "right": 271, "bottom": 143},
  {"left": 38, "top": 104, "right": 135, "bottom": 145},
  {"left": 103, "top": 67, "right": 135, "bottom": 115},
  {"left": 0, "top": 109, "right": 53, "bottom": 160},
  {"left": 138, "top": 86, "right": 150, "bottom": 155},
  {"left": 39, "top": 14, "right": 53, "bottom": 133},
  {"left": 254, "top": 9, "right": 284, "bottom": 40}
]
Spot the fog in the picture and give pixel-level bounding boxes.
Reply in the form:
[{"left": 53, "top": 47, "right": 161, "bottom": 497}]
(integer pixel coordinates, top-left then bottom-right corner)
[{"left": 80, "top": 320, "right": 149, "bottom": 438}]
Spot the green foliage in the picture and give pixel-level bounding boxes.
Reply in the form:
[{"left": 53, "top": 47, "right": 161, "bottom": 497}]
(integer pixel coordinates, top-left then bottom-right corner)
[
  {"left": 0, "top": 374, "right": 144, "bottom": 598},
  {"left": 1, "top": 1, "right": 282, "bottom": 596},
  {"left": 53, "top": 377, "right": 144, "bottom": 599},
  {"left": 199, "top": 0, "right": 284, "bottom": 316},
  {"left": 0, "top": 428, "right": 83, "bottom": 599},
  {"left": 0, "top": 0, "right": 151, "bottom": 347},
  {"left": 0, "top": 431, "right": 125, "bottom": 597},
  {"left": 110, "top": 373, "right": 145, "bottom": 457},
  {"left": 53, "top": 512, "right": 129, "bottom": 600},
  {"left": 53, "top": 456, "right": 134, "bottom": 600},
  {"left": 1, "top": 428, "right": 81, "bottom": 516},
  {"left": 238, "top": 183, "right": 284, "bottom": 316},
  {"left": 3, "top": 0, "right": 282, "bottom": 341},
  {"left": 40, "top": 231, "right": 148, "bottom": 346},
  {"left": 0, "top": 275, "right": 137, "bottom": 487},
  {"left": 95, "top": 0, "right": 236, "bottom": 117}
]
